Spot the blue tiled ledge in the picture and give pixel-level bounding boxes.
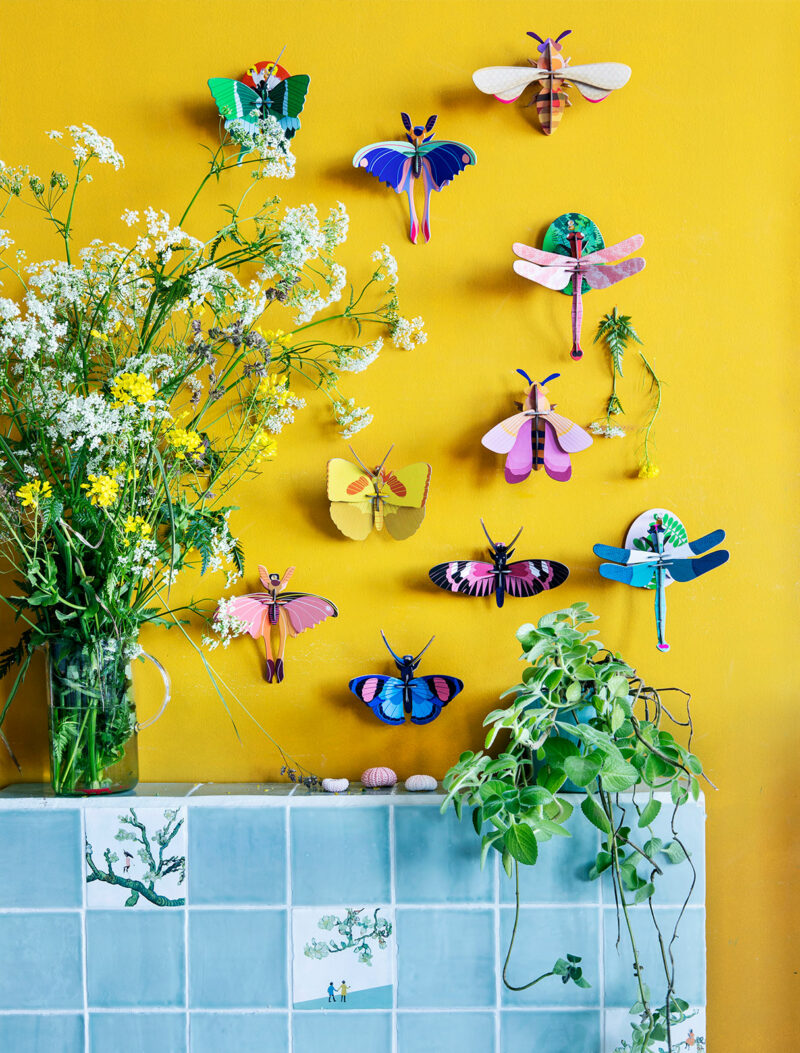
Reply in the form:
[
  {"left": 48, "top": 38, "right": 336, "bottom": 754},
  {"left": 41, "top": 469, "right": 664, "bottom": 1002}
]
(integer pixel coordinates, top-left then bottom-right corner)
[{"left": 0, "top": 784, "right": 706, "bottom": 1053}]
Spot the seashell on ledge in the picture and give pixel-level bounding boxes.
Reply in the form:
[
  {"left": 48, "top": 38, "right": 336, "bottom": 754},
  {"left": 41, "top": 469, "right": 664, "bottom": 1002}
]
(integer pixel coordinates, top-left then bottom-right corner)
[
  {"left": 361, "top": 766, "right": 397, "bottom": 788},
  {"left": 322, "top": 778, "right": 349, "bottom": 794},
  {"left": 404, "top": 774, "right": 437, "bottom": 792}
]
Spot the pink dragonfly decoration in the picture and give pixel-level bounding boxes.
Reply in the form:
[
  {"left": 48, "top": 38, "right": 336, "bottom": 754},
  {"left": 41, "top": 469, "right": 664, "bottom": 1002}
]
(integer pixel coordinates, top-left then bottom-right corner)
[
  {"left": 224, "top": 565, "right": 337, "bottom": 684},
  {"left": 513, "top": 212, "right": 645, "bottom": 361}
]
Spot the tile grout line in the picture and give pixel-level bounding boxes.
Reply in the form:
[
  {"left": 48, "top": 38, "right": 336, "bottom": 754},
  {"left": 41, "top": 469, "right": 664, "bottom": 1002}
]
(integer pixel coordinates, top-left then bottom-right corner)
[
  {"left": 184, "top": 804, "right": 190, "bottom": 1052},
  {"left": 389, "top": 802, "right": 397, "bottom": 1053},
  {"left": 286, "top": 801, "right": 294, "bottom": 1052},
  {"left": 597, "top": 826, "right": 606, "bottom": 1052},
  {"left": 80, "top": 803, "right": 89, "bottom": 1052},
  {"left": 493, "top": 850, "right": 501, "bottom": 1053}
]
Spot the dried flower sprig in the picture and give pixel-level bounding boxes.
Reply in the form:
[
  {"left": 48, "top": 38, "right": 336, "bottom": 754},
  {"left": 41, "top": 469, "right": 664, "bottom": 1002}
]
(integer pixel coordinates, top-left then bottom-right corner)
[
  {"left": 591, "top": 307, "right": 643, "bottom": 434},
  {"left": 638, "top": 352, "right": 663, "bottom": 479}
]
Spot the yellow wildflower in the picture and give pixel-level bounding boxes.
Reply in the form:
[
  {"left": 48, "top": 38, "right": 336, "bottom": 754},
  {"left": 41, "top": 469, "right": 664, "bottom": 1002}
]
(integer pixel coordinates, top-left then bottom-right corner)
[
  {"left": 638, "top": 463, "right": 660, "bottom": 479},
  {"left": 165, "top": 426, "right": 203, "bottom": 459},
  {"left": 256, "top": 374, "right": 290, "bottom": 408},
  {"left": 256, "top": 327, "right": 292, "bottom": 350},
  {"left": 121, "top": 515, "right": 152, "bottom": 547},
  {"left": 248, "top": 426, "right": 277, "bottom": 463},
  {"left": 90, "top": 328, "right": 110, "bottom": 342},
  {"left": 82, "top": 474, "right": 120, "bottom": 508},
  {"left": 16, "top": 479, "right": 53, "bottom": 507},
  {"left": 110, "top": 372, "right": 156, "bottom": 406}
]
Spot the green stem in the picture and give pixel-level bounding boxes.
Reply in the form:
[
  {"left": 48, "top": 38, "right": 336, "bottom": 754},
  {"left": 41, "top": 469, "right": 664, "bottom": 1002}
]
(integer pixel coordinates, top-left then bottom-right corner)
[{"left": 502, "top": 861, "right": 558, "bottom": 991}]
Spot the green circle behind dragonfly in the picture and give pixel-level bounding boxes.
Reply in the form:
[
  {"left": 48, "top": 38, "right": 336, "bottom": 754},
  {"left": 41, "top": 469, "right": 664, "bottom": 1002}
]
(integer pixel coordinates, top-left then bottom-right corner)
[
  {"left": 541, "top": 212, "right": 604, "bottom": 295},
  {"left": 625, "top": 508, "right": 688, "bottom": 589}
]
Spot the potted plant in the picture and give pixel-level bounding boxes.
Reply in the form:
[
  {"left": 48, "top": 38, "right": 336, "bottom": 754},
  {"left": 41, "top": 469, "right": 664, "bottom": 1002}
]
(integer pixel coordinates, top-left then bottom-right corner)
[{"left": 443, "top": 603, "right": 708, "bottom": 1053}]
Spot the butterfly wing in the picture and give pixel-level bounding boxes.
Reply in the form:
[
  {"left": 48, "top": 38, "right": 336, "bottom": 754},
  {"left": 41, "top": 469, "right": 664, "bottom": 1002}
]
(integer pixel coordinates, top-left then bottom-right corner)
[
  {"left": 562, "top": 62, "right": 632, "bottom": 101},
  {"left": 265, "top": 74, "right": 310, "bottom": 137},
  {"left": 418, "top": 141, "right": 476, "bottom": 190},
  {"left": 408, "top": 676, "right": 464, "bottom": 725},
  {"left": 599, "top": 562, "right": 658, "bottom": 588},
  {"left": 207, "top": 78, "right": 262, "bottom": 124},
  {"left": 472, "top": 65, "right": 546, "bottom": 102},
  {"left": 280, "top": 593, "right": 338, "bottom": 635},
  {"left": 381, "top": 463, "right": 432, "bottom": 507},
  {"left": 664, "top": 549, "right": 729, "bottom": 583},
  {"left": 506, "top": 560, "right": 569, "bottom": 597},
  {"left": 482, "top": 412, "right": 530, "bottom": 454},
  {"left": 327, "top": 458, "right": 375, "bottom": 539},
  {"left": 513, "top": 242, "right": 577, "bottom": 267},
  {"left": 349, "top": 675, "right": 406, "bottom": 725},
  {"left": 223, "top": 593, "right": 271, "bottom": 638},
  {"left": 593, "top": 543, "right": 656, "bottom": 565},
  {"left": 353, "top": 142, "right": 416, "bottom": 193},
  {"left": 512, "top": 259, "right": 574, "bottom": 290},
  {"left": 383, "top": 506, "right": 427, "bottom": 541},
  {"left": 581, "top": 258, "right": 646, "bottom": 291},
  {"left": 544, "top": 412, "right": 593, "bottom": 454},
  {"left": 670, "top": 529, "right": 727, "bottom": 558},
  {"left": 581, "top": 235, "right": 644, "bottom": 264},
  {"left": 429, "top": 560, "right": 497, "bottom": 597},
  {"left": 541, "top": 421, "right": 573, "bottom": 482},
  {"left": 330, "top": 501, "right": 374, "bottom": 540},
  {"left": 505, "top": 418, "right": 534, "bottom": 483}
]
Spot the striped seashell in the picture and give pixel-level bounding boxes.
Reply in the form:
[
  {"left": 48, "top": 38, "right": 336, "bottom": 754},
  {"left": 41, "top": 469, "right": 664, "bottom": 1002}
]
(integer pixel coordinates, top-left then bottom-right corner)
[
  {"left": 361, "top": 766, "right": 397, "bottom": 788},
  {"left": 404, "top": 774, "right": 437, "bottom": 792},
  {"left": 322, "top": 778, "right": 349, "bottom": 794}
]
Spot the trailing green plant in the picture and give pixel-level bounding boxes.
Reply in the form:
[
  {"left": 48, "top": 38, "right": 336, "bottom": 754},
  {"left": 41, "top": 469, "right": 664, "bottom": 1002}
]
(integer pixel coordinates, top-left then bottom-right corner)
[{"left": 442, "top": 604, "right": 708, "bottom": 1053}]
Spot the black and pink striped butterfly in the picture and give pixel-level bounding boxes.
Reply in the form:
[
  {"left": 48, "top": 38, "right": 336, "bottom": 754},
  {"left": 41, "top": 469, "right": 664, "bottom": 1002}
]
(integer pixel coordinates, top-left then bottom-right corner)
[{"left": 428, "top": 521, "right": 569, "bottom": 608}]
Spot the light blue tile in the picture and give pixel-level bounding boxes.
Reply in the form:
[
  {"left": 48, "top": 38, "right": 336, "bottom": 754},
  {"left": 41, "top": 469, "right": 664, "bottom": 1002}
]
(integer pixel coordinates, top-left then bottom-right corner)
[
  {"left": 499, "top": 806, "right": 600, "bottom": 905},
  {"left": 396, "top": 908, "right": 495, "bottom": 1008},
  {"left": 292, "top": 1011, "right": 392, "bottom": 1053},
  {"left": 501, "top": 1009, "right": 601, "bottom": 1053},
  {"left": 0, "top": 913, "right": 82, "bottom": 1009},
  {"left": 86, "top": 910, "right": 185, "bottom": 1007},
  {"left": 395, "top": 806, "right": 493, "bottom": 904},
  {"left": 601, "top": 798, "right": 705, "bottom": 905},
  {"left": 190, "top": 1012, "right": 288, "bottom": 1053},
  {"left": 189, "top": 909, "right": 287, "bottom": 1008},
  {"left": 90, "top": 1012, "right": 186, "bottom": 1053},
  {"left": 0, "top": 810, "right": 82, "bottom": 907},
  {"left": 499, "top": 907, "right": 599, "bottom": 1007},
  {"left": 603, "top": 906, "right": 706, "bottom": 1008},
  {"left": 398, "top": 1010, "right": 496, "bottom": 1053},
  {"left": 189, "top": 807, "right": 286, "bottom": 904},
  {"left": 291, "top": 807, "right": 389, "bottom": 905},
  {"left": 0, "top": 1013, "right": 83, "bottom": 1052}
]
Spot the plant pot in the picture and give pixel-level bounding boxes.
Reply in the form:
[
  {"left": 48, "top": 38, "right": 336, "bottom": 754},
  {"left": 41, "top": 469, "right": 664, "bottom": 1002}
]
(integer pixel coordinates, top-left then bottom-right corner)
[{"left": 46, "top": 637, "right": 169, "bottom": 796}]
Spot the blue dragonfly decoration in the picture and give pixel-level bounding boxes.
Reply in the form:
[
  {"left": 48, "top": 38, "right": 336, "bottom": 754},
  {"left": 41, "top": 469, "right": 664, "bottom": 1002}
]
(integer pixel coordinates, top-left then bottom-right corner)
[
  {"left": 593, "top": 509, "right": 729, "bottom": 652},
  {"left": 349, "top": 632, "right": 463, "bottom": 725}
]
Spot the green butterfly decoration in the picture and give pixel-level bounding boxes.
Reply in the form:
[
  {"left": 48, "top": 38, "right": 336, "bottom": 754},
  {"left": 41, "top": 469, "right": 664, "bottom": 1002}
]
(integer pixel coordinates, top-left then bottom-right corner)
[{"left": 208, "top": 58, "right": 310, "bottom": 140}]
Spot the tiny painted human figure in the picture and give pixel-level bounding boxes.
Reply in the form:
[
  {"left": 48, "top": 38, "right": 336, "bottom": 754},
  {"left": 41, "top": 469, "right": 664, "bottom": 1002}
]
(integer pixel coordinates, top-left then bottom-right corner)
[
  {"left": 339, "top": 981, "right": 348, "bottom": 1002},
  {"left": 327, "top": 982, "right": 336, "bottom": 1002}
]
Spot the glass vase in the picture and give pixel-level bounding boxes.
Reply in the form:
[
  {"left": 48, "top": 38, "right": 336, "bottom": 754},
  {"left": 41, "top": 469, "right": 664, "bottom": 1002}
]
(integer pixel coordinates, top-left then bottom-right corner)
[{"left": 47, "top": 637, "right": 170, "bottom": 796}]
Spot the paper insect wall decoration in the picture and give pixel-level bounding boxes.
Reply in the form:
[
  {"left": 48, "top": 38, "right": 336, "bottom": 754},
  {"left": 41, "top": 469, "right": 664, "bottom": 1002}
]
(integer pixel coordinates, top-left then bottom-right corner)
[
  {"left": 224, "top": 565, "right": 337, "bottom": 684},
  {"left": 208, "top": 55, "right": 310, "bottom": 140},
  {"left": 327, "top": 447, "right": 432, "bottom": 540},
  {"left": 472, "top": 29, "right": 631, "bottom": 135},
  {"left": 429, "top": 520, "right": 569, "bottom": 608},
  {"left": 482, "top": 370, "right": 592, "bottom": 483},
  {"left": 513, "top": 213, "right": 645, "bottom": 361},
  {"left": 349, "top": 632, "right": 463, "bottom": 726},
  {"left": 353, "top": 113, "right": 476, "bottom": 243},
  {"left": 593, "top": 509, "right": 729, "bottom": 652}
]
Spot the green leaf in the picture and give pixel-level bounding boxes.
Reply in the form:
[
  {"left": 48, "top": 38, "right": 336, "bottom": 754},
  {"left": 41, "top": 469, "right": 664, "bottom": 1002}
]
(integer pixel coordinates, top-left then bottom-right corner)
[
  {"left": 542, "top": 738, "right": 579, "bottom": 767},
  {"left": 502, "top": 823, "right": 539, "bottom": 865},
  {"left": 574, "top": 976, "right": 591, "bottom": 988},
  {"left": 637, "top": 798, "right": 662, "bottom": 828},
  {"left": 518, "top": 786, "right": 554, "bottom": 808},
  {"left": 599, "top": 755, "right": 638, "bottom": 792},
  {"left": 634, "top": 882, "right": 655, "bottom": 903},
  {"left": 589, "top": 850, "right": 612, "bottom": 880},
  {"left": 472, "top": 806, "right": 483, "bottom": 836},
  {"left": 533, "top": 816, "right": 571, "bottom": 838},
  {"left": 501, "top": 849, "right": 513, "bottom": 879},
  {"left": 543, "top": 668, "right": 564, "bottom": 690},
  {"left": 574, "top": 663, "right": 596, "bottom": 680},
  {"left": 581, "top": 795, "right": 611, "bottom": 833},
  {"left": 686, "top": 754, "right": 703, "bottom": 775},
  {"left": 643, "top": 837, "right": 663, "bottom": 857},
  {"left": 662, "top": 840, "right": 689, "bottom": 864},
  {"left": 565, "top": 680, "right": 582, "bottom": 703},
  {"left": 563, "top": 752, "right": 603, "bottom": 787},
  {"left": 670, "top": 781, "right": 689, "bottom": 806}
]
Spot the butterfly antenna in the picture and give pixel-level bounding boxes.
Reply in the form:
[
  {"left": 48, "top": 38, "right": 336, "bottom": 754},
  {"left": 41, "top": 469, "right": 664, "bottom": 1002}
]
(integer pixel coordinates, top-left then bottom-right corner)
[
  {"left": 380, "top": 630, "right": 403, "bottom": 666},
  {"left": 555, "top": 30, "right": 572, "bottom": 43},
  {"left": 541, "top": 372, "right": 560, "bottom": 386},
  {"left": 516, "top": 368, "right": 534, "bottom": 385},
  {"left": 348, "top": 446, "right": 371, "bottom": 475},
  {"left": 527, "top": 31, "right": 545, "bottom": 44},
  {"left": 507, "top": 526, "right": 524, "bottom": 548},
  {"left": 480, "top": 518, "right": 497, "bottom": 550},
  {"left": 412, "top": 635, "right": 435, "bottom": 664},
  {"left": 377, "top": 444, "right": 395, "bottom": 473}
]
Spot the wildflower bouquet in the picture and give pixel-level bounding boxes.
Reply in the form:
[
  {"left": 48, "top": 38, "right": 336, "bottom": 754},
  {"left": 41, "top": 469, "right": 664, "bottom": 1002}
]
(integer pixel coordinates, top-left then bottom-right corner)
[{"left": 0, "top": 119, "right": 424, "bottom": 793}]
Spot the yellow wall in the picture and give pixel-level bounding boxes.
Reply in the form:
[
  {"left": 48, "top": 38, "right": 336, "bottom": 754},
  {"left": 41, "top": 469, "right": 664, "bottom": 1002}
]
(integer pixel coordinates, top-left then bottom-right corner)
[{"left": 0, "top": 0, "right": 798, "bottom": 1044}]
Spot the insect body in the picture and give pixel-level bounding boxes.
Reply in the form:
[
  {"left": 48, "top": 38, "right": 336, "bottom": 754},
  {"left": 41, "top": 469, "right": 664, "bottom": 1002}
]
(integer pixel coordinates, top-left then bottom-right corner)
[
  {"left": 482, "top": 370, "right": 592, "bottom": 483},
  {"left": 513, "top": 213, "right": 645, "bottom": 360},
  {"left": 349, "top": 632, "right": 463, "bottom": 725},
  {"left": 593, "top": 509, "right": 729, "bottom": 652},
  {"left": 473, "top": 29, "right": 631, "bottom": 135},
  {"left": 327, "top": 447, "right": 432, "bottom": 540},
  {"left": 353, "top": 113, "right": 476, "bottom": 243},
  {"left": 428, "top": 521, "right": 569, "bottom": 609}
]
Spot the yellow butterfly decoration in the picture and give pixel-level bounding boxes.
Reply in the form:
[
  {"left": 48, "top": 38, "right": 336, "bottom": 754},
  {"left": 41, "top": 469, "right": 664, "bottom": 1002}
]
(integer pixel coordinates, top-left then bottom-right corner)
[{"left": 327, "top": 447, "right": 432, "bottom": 541}]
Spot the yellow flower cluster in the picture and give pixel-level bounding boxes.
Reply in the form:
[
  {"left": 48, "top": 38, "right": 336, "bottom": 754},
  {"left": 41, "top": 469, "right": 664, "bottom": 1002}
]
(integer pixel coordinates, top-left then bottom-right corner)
[
  {"left": 82, "top": 474, "right": 120, "bottom": 508},
  {"left": 121, "top": 515, "right": 152, "bottom": 547},
  {"left": 166, "top": 426, "right": 203, "bottom": 459},
  {"left": 16, "top": 479, "right": 53, "bottom": 507},
  {"left": 110, "top": 372, "right": 155, "bottom": 406},
  {"left": 257, "top": 328, "right": 292, "bottom": 350},
  {"left": 638, "top": 463, "right": 660, "bottom": 479},
  {"left": 256, "top": 374, "right": 290, "bottom": 408},
  {"left": 248, "top": 426, "right": 277, "bottom": 463}
]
